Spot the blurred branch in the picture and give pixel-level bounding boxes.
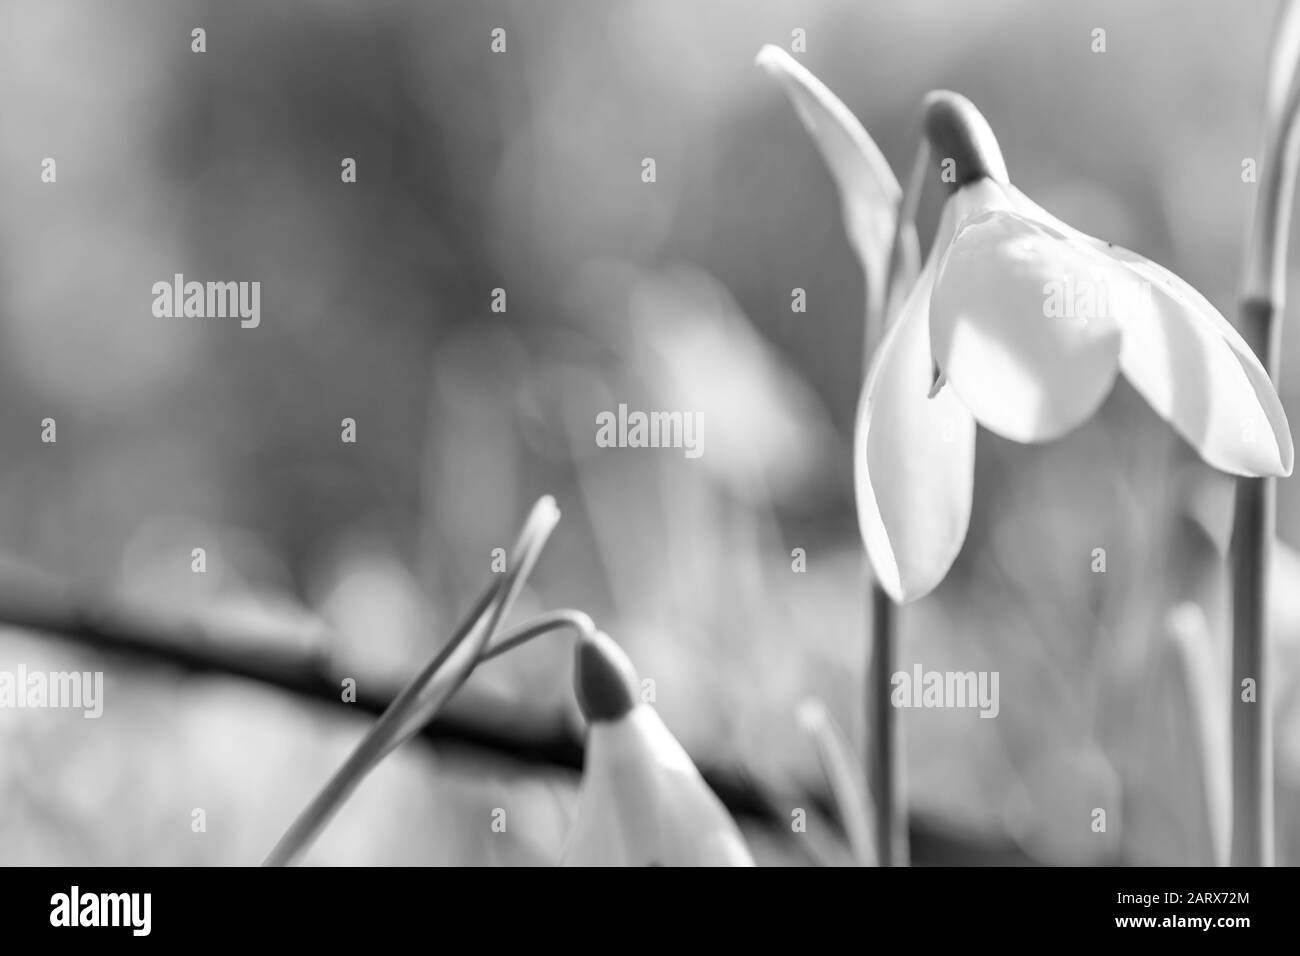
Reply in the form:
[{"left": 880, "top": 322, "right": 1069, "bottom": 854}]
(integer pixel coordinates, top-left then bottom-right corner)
[
  {"left": 0, "top": 587, "right": 1037, "bottom": 862},
  {"left": 0, "top": 587, "right": 773, "bottom": 821}
]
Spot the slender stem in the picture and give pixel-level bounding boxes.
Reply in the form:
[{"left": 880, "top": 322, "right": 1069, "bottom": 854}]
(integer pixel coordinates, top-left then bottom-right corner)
[
  {"left": 866, "top": 582, "right": 907, "bottom": 866},
  {"left": 265, "top": 497, "right": 560, "bottom": 866},
  {"left": 1230, "top": 11, "right": 1300, "bottom": 864},
  {"left": 261, "top": 607, "right": 591, "bottom": 868},
  {"left": 863, "top": 94, "right": 1007, "bottom": 865},
  {"left": 862, "top": 134, "right": 929, "bottom": 868},
  {"left": 1230, "top": 299, "right": 1282, "bottom": 867},
  {"left": 263, "top": 580, "right": 499, "bottom": 866},
  {"left": 480, "top": 609, "right": 596, "bottom": 660}
]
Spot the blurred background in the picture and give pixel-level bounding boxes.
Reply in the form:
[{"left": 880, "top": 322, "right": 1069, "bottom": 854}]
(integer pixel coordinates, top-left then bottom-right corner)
[{"left": 1, "top": 0, "right": 1299, "bottom": 865}]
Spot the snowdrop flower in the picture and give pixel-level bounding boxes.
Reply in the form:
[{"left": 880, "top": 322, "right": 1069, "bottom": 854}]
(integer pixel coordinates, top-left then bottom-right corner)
[
  {"left": 562, "top": 631, "right": 755, "bottom": 866},
  {"left": 859, "top": 92, "right": 1294, "bottom": 603}
]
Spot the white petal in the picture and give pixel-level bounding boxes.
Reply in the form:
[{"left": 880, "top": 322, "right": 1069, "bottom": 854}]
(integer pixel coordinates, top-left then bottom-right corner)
[
  {"left": 561, "top": 757, "right": 635, "bottom": 866},
  {"left": 1002, "top": 185, "right": 1292, "bottom": 475},
  {"left": 562, "top": 707, "right": 754, "bottom": 866},
  {"left": 1107, "top": 248, "right": 1292, "bottom": 477},
  {"left": 930, "top": 203, "right": 1124, "bottom": 443},
  {"left": 856, "top": 261, "right": 976, "bottom": 603}
]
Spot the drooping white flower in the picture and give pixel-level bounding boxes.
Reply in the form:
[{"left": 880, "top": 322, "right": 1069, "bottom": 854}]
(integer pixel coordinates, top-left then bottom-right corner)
[
  {"left": 562, "top": 631, "right": 755, "bottom": 866},
  {"left": 858, "top": 92, "right": 1294, "bottom": 603}
]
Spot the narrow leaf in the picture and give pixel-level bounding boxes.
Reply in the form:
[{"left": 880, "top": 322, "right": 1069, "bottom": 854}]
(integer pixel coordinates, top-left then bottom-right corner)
[
  {"left": 757, "top": 45, "right": 918, "bottom": 326},
  {"left": 798, "top": 698, "right": 878, "bottom": 866},
  {"left": 263, "top": 496, "right": 561, "bottom": 866}
]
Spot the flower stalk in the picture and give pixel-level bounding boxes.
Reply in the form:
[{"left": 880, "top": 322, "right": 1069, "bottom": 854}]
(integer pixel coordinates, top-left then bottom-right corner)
[
  {"left": 264, "top": 496, "right": 563, "bottom": 866},
  {"left": 865, "top": 584, "right": 902, "bottom": 865},
  {"left": 865, "top": 130, "right": 932, "bottom": 869},
  {"left": 865, "top": 94, "right": 1012, "bottom": 867},
  {"left": 756, "top": 46, "right": 922, "bottom": 866},
  {"left": 1229, "top": 316, "right": 1279, "bottom": 868},
  {"left": 1231, "top": 0, "right": 1300, "bottom": 867}
]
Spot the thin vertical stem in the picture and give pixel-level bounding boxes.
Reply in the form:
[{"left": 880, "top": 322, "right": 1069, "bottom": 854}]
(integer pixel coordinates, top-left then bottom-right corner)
[
  {"left": 1229, "top": 298, "right": 1282, "bottom": 867},
  {"left": 863, "top": 137, "right": 927, "bottom": 868},
  {"left": 1230, "top": 0, "right": 1300, "bottom": 864},
  {"left": 867, "top": 582, "right": 907, "bottom": 866}
]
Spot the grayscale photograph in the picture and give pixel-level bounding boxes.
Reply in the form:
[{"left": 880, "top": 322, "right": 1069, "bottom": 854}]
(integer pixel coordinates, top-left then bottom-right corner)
[{"left": 0, "top": 1, "right": 1292, "bottom": 935}]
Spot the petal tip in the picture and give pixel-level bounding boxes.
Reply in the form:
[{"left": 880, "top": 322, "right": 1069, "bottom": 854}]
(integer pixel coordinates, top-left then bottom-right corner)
[
  {"left": 754, "top": 44, "right": 787, "bottom": 71},
  {"left": 890, "top": 570, "right": 940, "bottom": 605},
  {"left": 1273, "top": 450, "right": 1294, "bottom": 478},
  {"left": 1277, "top": 414, "right": 1295, "bottom": 475}
]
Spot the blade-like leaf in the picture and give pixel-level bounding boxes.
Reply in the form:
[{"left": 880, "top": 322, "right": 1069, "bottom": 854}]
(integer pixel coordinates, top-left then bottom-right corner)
[
  {"left": 1166, "top": 604, "right": 1231, "bottom": 867},
  {"left": 263, "top": 496, "right": 561, "bottom": 866},
  {"left": 757, "top": 45, "right": 918, "bottom": 331},
  {"left": 797, "top": 698, "right": 878, "bottom": 866},
  {"left": 1126, "top": 603, "right": 1230, "bottom": 866}
]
